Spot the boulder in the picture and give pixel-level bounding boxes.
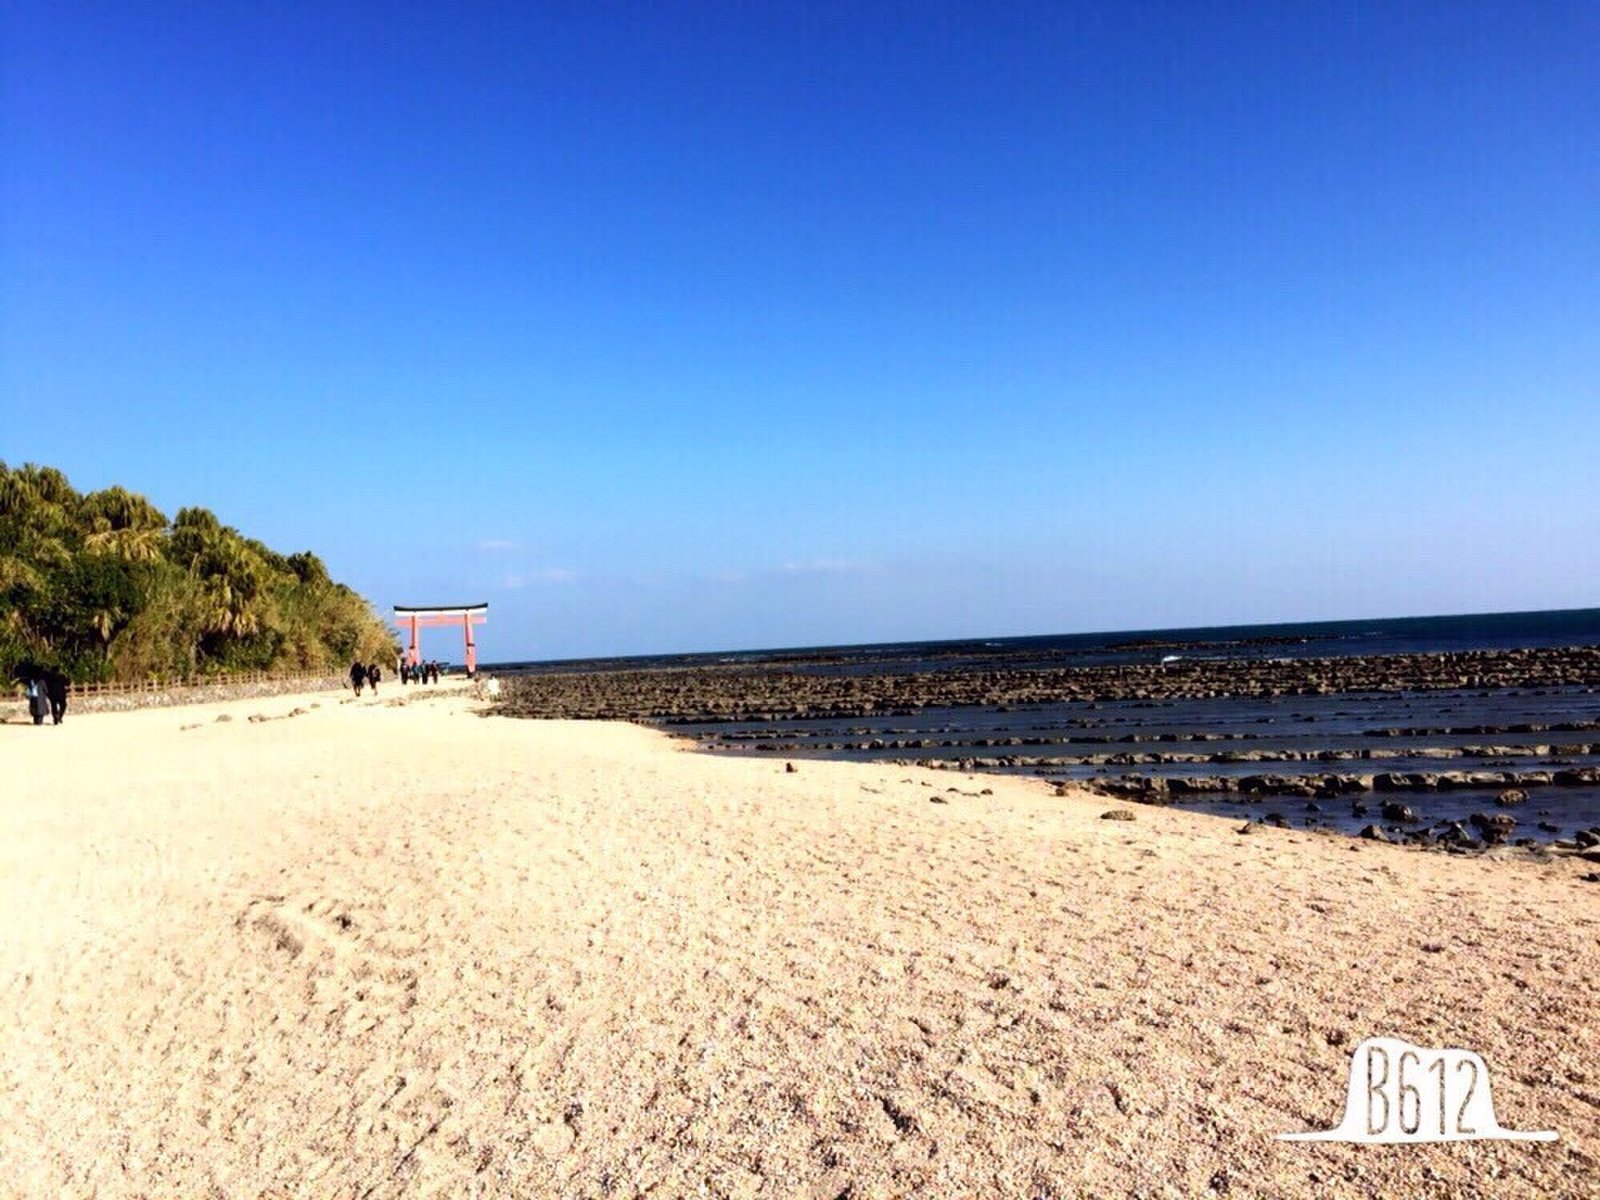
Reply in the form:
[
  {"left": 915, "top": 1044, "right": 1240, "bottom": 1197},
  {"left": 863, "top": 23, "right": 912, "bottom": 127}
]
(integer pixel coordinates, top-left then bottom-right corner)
[
  {"left": 1496, "top": 788, "right": 1527, "bottom": 807},
  {"left": 1381, "top": 802, "right": 1419, "bottom": 824}
]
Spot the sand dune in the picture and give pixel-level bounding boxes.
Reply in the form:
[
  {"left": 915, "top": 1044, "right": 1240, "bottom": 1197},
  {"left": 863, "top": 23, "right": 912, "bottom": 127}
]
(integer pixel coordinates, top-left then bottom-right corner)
[{"left": 2, "top": 688, "right": 1596, "bottom": 1197}]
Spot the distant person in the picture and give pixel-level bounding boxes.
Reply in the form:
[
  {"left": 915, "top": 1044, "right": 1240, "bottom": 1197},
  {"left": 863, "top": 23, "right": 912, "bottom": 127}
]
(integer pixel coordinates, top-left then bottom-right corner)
[
  {"left": 42, "top": 670, "right": 68, "bottom": 725},
  {"left": 349, "top": 660, "right": 366, "bottom": 696},
  {"left": 367, "top": 663, "right": 381, "bottom": 694},
  {"left": 24, "top": 677, "right": 48, "bottom": 726},
  {"left": 429, "top": 661, "right": 440, "bottom": 684}
]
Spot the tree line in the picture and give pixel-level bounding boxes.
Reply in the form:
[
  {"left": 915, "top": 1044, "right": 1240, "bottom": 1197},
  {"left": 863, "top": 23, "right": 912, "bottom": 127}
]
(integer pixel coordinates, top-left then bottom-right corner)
[{"left": 1, "top": 461, "right": 398, "bottom": 683}]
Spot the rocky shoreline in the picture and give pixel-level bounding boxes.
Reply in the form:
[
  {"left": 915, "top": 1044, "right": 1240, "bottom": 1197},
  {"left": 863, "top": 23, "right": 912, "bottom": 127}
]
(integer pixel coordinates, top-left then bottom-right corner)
[
  {"left": 494, "top": 644, "right": 1600, "bottom": 861},
  {"left": 494, "top": 644, "right": 1600, "bottom": 722}
]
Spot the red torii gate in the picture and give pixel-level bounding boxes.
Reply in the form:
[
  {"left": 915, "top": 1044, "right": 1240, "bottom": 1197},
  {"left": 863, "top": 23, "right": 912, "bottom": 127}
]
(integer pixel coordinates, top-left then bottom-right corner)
[{"left": 395, "top": 603, "right": 487, "bottom": 676}]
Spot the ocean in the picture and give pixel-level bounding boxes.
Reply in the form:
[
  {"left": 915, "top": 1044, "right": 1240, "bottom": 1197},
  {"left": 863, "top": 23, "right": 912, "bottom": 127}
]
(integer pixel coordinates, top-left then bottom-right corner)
[{"left": 491, "top": 607, "right": 1600, "bottom": 678}]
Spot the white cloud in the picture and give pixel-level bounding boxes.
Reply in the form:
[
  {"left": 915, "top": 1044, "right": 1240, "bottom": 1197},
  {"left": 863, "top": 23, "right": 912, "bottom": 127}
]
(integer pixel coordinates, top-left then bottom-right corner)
[
  {"left": 503, "top": 567, "right": 581, "bottom": 589},
  {"left": 780, "top": 558, "right": 867, "bottom": 575}
]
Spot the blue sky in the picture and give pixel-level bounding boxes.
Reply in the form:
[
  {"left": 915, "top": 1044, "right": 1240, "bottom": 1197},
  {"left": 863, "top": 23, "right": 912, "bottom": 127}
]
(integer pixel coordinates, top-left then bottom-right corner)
[{"left": 4, "top": 3, "right": 1597, "bottom": 660}]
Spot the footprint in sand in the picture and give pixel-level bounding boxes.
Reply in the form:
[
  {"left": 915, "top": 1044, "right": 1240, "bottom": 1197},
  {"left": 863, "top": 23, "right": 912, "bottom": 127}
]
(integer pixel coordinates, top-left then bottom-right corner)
[{"left": 238, "top": 895, "right": 422, "bottom": 1034}]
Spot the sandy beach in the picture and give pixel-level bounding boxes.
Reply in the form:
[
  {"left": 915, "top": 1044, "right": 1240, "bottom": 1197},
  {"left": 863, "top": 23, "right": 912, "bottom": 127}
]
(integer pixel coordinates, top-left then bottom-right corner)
[{"left": 2, "top": 688, "right": 1597, "bottom": 1199}]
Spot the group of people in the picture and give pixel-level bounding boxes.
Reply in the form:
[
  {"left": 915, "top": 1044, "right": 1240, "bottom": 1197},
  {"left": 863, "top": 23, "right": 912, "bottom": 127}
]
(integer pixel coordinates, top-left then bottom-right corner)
[
  {"left": 349, "top": 658, "right": 444, "bottom": 695},
  {"left": 16, "top": 667, "right": 69, "bottom": 726},
  {"left": 348, "top": 661, "right": 384, "bottom": 696},
  {"left": 401, "top": 659, "right": 443, "bottom": 685}
]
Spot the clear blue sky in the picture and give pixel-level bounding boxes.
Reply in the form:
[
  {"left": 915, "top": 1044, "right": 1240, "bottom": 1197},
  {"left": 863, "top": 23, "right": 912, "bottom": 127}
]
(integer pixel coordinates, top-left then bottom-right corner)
[{"left": 4, "top": 2, "right": 1597, "bottom": 660}]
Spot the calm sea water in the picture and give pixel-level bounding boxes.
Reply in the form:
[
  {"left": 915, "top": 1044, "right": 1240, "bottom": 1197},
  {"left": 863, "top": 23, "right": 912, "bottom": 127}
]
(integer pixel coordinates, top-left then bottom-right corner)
[{"left": 490, "top": 607, "right": 1600, "bottom": 677}]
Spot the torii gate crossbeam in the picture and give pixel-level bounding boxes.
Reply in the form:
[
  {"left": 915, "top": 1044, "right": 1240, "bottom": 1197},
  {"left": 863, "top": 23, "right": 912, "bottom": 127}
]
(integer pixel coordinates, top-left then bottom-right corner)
[{"left": 394, "top": 603, "right": 488, "bottom": 675}]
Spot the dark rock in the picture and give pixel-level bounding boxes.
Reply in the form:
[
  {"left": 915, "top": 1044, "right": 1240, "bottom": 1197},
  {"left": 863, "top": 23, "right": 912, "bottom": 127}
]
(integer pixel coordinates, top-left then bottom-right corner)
[
  {"left": 1496, "top": 788, "right": 1528, "bottom": 806},
  {"left": 1100, "top": 809, "right": 1137, "bottom": 821},
  {"left": 1470, "top": 811, "right": 1517, "bottom": 833},
  {"left": 1381, "top": 802, "right": 1418, "bottom": 824},
  {"left": 1359, "top": 824, "right": 1391, "bottom": 842}
]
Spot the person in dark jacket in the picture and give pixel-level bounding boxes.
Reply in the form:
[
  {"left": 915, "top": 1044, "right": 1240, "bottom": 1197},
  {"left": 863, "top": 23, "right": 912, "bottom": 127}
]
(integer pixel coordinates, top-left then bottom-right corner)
[
  {"left": 349, "top": 660, "right": 366, "bottom": 696},
  {"left": 42, "top": 669, "right": 68, "bottom": 725},
  {"left": 366, "top": 662, "right": 381, "bottom": 694}
]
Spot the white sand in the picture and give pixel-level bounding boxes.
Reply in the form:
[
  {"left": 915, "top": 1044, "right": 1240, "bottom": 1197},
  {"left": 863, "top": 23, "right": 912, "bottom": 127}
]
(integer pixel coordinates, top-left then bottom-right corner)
[{"left": 2, "top": 687, "right": 1596, "bottom": 1198}]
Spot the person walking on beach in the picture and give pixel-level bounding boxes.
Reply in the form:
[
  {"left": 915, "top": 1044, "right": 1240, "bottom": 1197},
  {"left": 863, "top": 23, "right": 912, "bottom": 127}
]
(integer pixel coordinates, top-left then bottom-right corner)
[
  {"left": 366, "top": 662, "right": 381, "bottom": 694},
  {"left": 42, "top": 669, "right": 68, "bottom": 725},
  {"left": 23, "top": 676, "right": 48, "bottom": 726},
  {"left": 349, "top": 660, "right": 366, "bottom": 696}
]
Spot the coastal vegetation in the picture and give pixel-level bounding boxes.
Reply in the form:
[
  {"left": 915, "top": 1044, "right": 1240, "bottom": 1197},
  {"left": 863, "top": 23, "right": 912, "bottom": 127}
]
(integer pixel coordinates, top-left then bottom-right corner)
[{"left": 0, "top": 461, "right": 396, "bottom": 683}]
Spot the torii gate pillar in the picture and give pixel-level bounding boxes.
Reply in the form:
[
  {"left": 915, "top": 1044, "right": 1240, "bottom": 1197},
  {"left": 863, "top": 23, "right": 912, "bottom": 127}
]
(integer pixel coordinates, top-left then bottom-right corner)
[{"left": 394, "top": 604, "right": 488, "bottom": 675}]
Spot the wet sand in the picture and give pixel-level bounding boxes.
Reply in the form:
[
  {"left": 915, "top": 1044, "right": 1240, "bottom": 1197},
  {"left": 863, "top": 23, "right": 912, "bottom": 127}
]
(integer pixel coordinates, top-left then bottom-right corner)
[{"left": 2, "top": 687, "right": 1597, "bottom": 1197}]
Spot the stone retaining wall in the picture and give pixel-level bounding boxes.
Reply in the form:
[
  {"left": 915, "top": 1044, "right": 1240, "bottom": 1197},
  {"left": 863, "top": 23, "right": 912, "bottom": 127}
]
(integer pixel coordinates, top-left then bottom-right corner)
[{"left": 64, "top": 675, "right": 347, "bottom": 714}]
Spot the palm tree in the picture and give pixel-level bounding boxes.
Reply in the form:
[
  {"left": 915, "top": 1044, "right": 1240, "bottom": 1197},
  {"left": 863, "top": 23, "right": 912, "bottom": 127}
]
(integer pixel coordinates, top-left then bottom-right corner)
[{"left": 83, "top": 486, "right": 168, "bottom": 563}]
